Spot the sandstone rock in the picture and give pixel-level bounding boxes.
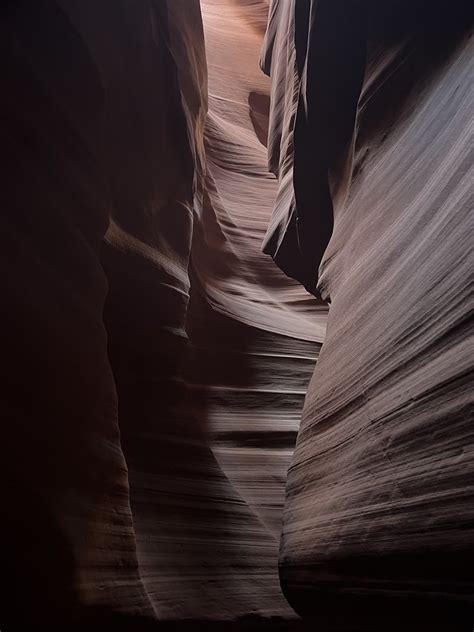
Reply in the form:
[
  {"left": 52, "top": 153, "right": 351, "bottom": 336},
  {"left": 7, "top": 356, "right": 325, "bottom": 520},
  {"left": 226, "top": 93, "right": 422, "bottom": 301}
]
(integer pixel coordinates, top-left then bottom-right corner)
[
  {"left": 261, "top": 2, "right": 473, "bottom": 628},
  {"left": 2, "top": 0, "right": 471, "bottom": 628},
  {"left": 1, "top": 0, "right": 205, "bottom": 623}
]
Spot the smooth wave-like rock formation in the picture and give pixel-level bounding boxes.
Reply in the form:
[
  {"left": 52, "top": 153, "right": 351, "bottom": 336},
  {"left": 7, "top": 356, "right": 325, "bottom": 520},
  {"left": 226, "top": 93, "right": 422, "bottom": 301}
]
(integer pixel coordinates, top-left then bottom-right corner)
[
  {"left": 2, "top": 0, "right": 321, "bottom": 626},
  {"left": 2, "top": 0, "right": 471, "bottom": 629},
  {"left": 262, "top": 1, "right": 473, "bottom": 629},
  {"left": 116, "top": 0, "right": 324, "bottom": 621},
  {"left": 2, "top": 0, "right": 205, "bottom": 624}
]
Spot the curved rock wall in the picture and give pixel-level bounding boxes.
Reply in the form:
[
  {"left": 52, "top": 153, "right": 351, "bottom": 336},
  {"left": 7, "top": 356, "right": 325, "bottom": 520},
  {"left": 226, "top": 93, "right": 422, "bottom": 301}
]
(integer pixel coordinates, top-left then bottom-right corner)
[
  {"left": 3, "top": 0, "right": 470, "bottom": 628},
  {"left": 262, "top": 2, "right": 473, "bottom": 629},
  {"left": 1, "top": 0, "right": 206, "bottom": 624},
  {"left": 1, "top": 0, "right": 323, "bottom": 626},
  {"left": 111, "top": 0, "right": 325, "bottom": 620},
  {"left": 1, "top": 0, "right": 150, "bottom": 622}
]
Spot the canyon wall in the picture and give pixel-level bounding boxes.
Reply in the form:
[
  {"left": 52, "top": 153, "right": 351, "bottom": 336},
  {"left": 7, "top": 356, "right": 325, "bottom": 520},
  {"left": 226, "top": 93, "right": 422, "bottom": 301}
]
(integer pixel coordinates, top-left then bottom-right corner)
[
  {"left": 2, "top": 0, "right": 471, "bottom": 629},
  {"left": 262, "top": 1, "right": 473, "bottom": 629},
  {"left": 106, "top": 0, "right": 325, "bottom": 621},
  {"left": 2, "top": 0, "right": 206, "bottom": 624},
  {"left": 1, "top": 0, "right": 320, "bottom": 625}
]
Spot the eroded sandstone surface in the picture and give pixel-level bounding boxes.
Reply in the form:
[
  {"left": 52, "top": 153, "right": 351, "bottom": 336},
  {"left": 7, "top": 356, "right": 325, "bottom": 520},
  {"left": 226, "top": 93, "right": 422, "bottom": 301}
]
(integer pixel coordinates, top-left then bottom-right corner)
[
  {"left": 1, "top": 1, "right": 472, "bottom": 630},
  {"left": 263, "top": 1, "right": 473, "bottom": 629}
]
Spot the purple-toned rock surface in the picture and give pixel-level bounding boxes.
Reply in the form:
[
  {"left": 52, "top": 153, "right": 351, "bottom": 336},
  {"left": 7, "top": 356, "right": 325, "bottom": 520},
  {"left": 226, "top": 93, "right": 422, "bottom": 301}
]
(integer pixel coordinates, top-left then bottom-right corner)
[
  {"left": 1, "top": 1, "right": 471, "bottom": 630},
  {"left": 263, "top": 2, "right": 473, "bottom": 629}
]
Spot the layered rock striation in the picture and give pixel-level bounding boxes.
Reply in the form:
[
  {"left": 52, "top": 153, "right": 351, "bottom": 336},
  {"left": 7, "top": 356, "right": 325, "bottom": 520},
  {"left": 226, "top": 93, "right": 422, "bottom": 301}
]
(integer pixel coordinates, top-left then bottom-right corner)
[
  {"left": 1, "top": 0, "right": 320, "bottom": 626},
  {"left": 2, "top": 0, "right": 206, "bottom": 624},
  {"left": 1, "top": 0, "right": 471, "bottom": 629},
  {"left": 262, "top": 1, "right": 473, "bottom": 629}
]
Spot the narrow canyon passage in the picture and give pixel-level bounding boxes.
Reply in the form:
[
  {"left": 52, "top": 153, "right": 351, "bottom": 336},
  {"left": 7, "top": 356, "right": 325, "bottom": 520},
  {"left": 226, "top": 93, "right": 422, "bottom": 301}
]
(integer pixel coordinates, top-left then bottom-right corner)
[
  {"left": 1, "top": 1, "right": 472, "bottom": 630},
  {"left": 105, "top": 1, "right": 328, "bottom": 620}
]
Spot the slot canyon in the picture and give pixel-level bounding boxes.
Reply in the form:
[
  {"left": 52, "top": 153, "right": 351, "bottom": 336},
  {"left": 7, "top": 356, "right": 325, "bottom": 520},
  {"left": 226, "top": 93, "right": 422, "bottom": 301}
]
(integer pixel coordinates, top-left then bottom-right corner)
[{"left": 1, "top": 1, "right": 472, "bottom": 630}]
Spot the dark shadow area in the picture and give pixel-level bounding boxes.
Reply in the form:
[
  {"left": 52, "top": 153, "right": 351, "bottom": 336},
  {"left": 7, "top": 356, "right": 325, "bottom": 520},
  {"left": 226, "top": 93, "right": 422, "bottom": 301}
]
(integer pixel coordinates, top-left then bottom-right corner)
[
  {"left": 0, "top": 485, "right": 79, "bottom": 628},
  {"left": 249, "top": 91, "right": 270, "bottom": 148},
  {"left": 69, "top": 611, "right": 320, "bottom": 631}
]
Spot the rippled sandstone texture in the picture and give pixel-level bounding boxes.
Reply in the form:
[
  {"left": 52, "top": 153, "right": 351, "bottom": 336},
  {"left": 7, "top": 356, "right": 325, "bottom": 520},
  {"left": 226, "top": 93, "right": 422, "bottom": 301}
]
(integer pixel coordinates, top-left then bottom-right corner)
[
  {"left": 263, "top": 1, "right": 473, "bottom": 629},
  {"left": 104, "top": 0, "right": 326, "bottom": 622},
  {"left": 2, "top": 0, "right": 472, "bottom": 629},
  {"left": 1, "top": 0, "right": 321, "bottom": 627},
  {"left": 2, "top": 0, "right": 204, "bottom": 625}
]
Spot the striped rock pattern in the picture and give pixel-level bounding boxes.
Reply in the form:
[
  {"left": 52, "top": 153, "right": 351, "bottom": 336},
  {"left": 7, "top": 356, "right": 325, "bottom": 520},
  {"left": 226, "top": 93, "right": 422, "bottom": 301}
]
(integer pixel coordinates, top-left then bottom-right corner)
[{"left": 261, "top": 2, "right": 473, "bottom": 629}]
